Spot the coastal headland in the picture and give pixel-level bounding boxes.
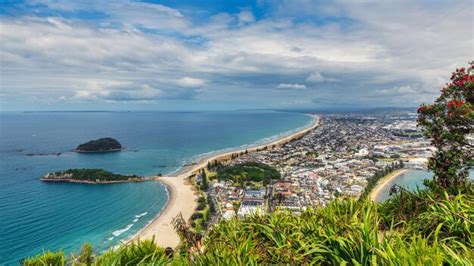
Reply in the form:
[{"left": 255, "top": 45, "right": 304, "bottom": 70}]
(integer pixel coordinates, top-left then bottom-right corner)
[
  {"left": 132, "top": 114, "right": 321, "bottom": 248},
  {"left": 369, "top": 169, "right": 407, "bottom": 202}
]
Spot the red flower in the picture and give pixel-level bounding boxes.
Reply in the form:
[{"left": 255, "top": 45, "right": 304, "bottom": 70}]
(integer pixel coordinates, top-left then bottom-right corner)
[
  {"left": 447, "top": 100, "right": 464, "bottom": 109},
  {"left": 468, "top": 74, "right": 474, "bottom": 83}
]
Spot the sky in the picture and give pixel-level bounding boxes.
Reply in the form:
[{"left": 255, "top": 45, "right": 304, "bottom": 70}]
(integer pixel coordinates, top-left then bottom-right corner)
[{"left": 0, "top": 0, "right": 473, "bottom": 111}]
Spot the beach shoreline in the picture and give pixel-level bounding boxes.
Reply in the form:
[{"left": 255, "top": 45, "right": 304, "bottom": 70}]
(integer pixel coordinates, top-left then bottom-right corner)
[
  {"left": 370, "top": 169, "right": 407, "bottom": 202},
  {"left": 131, "top": 114, "right": 320, "bottom": 248},
  {"left": 169, "top": 113, "right": 319, "bottom": 177}
]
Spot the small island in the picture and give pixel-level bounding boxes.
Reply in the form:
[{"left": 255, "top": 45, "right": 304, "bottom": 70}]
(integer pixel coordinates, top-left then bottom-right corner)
[
  {"left": 75, "top": 137, "right": 122, "bottom": 153},
  {"left": 41, "top": 168, "right": 149, "bottom": 184}
]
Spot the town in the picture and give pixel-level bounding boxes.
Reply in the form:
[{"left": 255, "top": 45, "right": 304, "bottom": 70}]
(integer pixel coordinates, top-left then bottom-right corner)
[{"left": 193, "top": 113, "right": 434, "bottom": 227}]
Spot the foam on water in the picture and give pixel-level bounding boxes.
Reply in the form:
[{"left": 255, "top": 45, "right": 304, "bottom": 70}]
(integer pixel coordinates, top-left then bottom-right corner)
[
  {"left": 112, "top": 224, "right": 134, "bottom": 237},
  {"left": 135, "top": 212, "right": 148, "bottom": 218}
]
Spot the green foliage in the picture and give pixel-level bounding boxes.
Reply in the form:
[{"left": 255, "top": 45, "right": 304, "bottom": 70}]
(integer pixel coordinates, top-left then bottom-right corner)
[
  {"left": 380, "top": 188, "right": 474, "bottom": 251},
  {"left": 417, "top": 63, "right": 474, "bottom": 192},
  {"left": 203, "top": 208, "right": 210, "bottom": 223},
  {"left": 191, "top": 212, "right": 203, "bottom": 220},
  {"left": 197, "top": 195, "right": 472, "bottom": 264},
  {"left": 95, "top": 238, "right": 172, "bottom": 265},
  {"left": 197, "top": 196, "right": 206, "bottom": 204},
  {"left": 47, "top": 168, "right": 139, "bottom": 182},
  {"left": 207, "top": 195, "right": 216, "bottom": 214},
  {"left": 23, "top": 250, "right": 66, "bottom": 266},
  {"left": 199, "top": 169, "right": 208, "bottom": 190},
  {"left": 76, "top": 137, "right": 122, "bottom": 152},
  {"left": 216, "top": 162, "right": 281, "bottom": 185},
  {"left": 76, "top": 243, "right": 93, "bottom": 265},
  {"left": 196, "top": 202, "right": 206, "bottom": 211}
]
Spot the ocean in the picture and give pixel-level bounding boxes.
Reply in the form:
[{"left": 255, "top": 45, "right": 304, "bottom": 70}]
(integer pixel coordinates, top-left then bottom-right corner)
[
  {"left": 375, "top": 169, "right": 474, "bottom": 202},
  {"left": 0, "top": 110, "right": 313, "bottom": 265}
]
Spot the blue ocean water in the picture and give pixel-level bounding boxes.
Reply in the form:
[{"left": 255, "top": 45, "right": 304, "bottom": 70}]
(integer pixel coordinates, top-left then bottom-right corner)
[
  {"left": 0, "top": 110, "right": 313, "bottom": 265},
  {"left": 375, "top": 169, "right": 474, "bottom": 202}
]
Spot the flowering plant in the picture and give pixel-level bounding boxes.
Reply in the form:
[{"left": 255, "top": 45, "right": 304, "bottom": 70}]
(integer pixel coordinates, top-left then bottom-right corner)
[{"left": 417, "top": 62, "right": 473, "bottom": 191}]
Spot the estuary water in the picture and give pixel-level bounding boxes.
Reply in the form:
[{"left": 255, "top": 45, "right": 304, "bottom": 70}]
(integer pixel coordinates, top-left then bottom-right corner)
[
  {"left": 0, "top": 110, "right": 313, "bottom": 265},
  {"left": 375, "top": 169, "right": 474, "bottom": 202}
]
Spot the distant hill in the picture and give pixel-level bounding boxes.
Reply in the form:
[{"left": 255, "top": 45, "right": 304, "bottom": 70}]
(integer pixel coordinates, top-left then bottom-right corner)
[
  {"left": 272, "top": 107, "right": 417, "bottom": 114},
  {"left": 75, "top": 137, "right": 122, "bottom": 153}
]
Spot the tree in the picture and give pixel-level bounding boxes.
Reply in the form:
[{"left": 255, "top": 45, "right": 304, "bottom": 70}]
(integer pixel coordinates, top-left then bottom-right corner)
[
  {"left": 200, "top": 169, "right": 209, "bottom": 190},
  {"left": 417, "top": 62, "right": 473, "bottom": 192},
  {"left": 172, "top": 213, "right": 199, "bottom": 249},
  {"left": 207, "top": 196, "right": 216, "bottom": 214}
]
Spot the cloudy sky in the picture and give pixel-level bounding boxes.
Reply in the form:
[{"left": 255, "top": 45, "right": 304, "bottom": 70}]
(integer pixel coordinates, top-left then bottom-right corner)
[{"left": 0, "top": 0, "right": 472, "bottom": 111}]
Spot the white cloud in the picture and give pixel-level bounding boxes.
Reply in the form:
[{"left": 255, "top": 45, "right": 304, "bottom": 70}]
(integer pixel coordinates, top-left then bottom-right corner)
[
  {"left": 375, "top": 85, "right": 430, "bottom": 96},
  {"left": 306, "top": 72, "right": 338, "bottom": 83},
  {"left": 1, "top": 0, "right": 472, "bottom": 109},
  {"left": 276, "top": 83, "right": 307, "bottom": 90},
  {"left": 176, "top": 77, "right": 206, "bottom": 88},
  {"left": 30, "top": 0, "right": 187, "bottom": 30}
]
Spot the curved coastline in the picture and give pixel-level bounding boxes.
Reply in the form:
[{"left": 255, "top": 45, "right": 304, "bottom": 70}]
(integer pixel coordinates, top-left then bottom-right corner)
[
  {"left": 169, "top": 113, "right": 317, "bottom": 177},
  {"left": 132, "top": 114, "right": 320, "bottom": 248},
  {"left": 370, "top": 169, "right": 408, "bottom": 202}
]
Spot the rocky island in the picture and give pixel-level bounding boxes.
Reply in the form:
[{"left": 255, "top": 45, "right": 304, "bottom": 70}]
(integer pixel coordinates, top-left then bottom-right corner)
[
  {"left": 41, "top": 168, "right": 149, "bottom": 184},
  {"left": 75, "top": 137, "right": 122, "bottom": 153}
]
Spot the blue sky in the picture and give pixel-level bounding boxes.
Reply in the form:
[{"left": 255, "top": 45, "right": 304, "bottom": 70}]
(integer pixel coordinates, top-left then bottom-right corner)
[{"left": 0, "top": 0, "right": 472, "bottom": 111}]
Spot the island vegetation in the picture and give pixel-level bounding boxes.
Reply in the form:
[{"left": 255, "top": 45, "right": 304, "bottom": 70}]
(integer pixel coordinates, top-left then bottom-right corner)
[
  {"left": 24, "top": 64, "right": 473, "bottom": 265},
  {"left": 41, "top": 168, "right": 144, "bottom": 183},
  {"left": 75, "top": 137, "right": 122, "bottom": 153}
]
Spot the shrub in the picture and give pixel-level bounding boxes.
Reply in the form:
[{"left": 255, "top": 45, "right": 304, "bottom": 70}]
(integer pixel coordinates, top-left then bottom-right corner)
[
  {"left": 196, "top": 202, "right": 206, "bottom": 211},
  {"left": 95, "top": 238, "right": 171, "bottom": 265},
  {"left": 23, "top": 251, "right": 66, "bottom": 266},
  {"left": 191, "top": 212, "right": 203, "bottom": 220},
  {"left": 77, "top": 243, "right": 93, "bottom": 265},
  {"left": 198, "top": 196, "right": 206, "bottom": 203}
]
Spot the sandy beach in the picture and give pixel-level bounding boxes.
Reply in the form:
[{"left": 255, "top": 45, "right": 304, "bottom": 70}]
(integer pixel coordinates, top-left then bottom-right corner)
[
  {"left": 370, "top": 169, "right": 407, "bottom": 202},
  {"left": 132, "top": 114, "right": 320, "bottom": 248}
]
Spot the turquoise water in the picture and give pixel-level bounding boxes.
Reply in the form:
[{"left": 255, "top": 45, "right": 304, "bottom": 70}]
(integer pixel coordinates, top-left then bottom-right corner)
[
  {"left": 375, "top": 169, "right": 474, "bottom": 202},
  {"left": 0, "top": 110, "right": 313, "bottom": 265}
]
